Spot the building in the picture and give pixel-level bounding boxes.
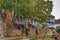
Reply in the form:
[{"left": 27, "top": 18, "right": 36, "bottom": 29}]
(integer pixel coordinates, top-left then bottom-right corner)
[
  {"left": 46, "top": 14, "right": 55, "bottom": 36},
  {"left": 46, "top": 14, "right": 55, "bottom": 28},
  {"left": 54, "top": 19, "right": 60, "bottom": 29}
]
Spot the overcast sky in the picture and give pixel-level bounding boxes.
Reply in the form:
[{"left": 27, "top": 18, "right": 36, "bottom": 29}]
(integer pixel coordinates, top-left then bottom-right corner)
[{"left": 51, "top": 0, "right": 60, "bottom": 19}]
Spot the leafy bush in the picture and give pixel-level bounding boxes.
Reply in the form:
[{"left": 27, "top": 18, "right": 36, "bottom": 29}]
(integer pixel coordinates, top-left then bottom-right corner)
[{"left": 56, "top": 26, "right": 60, "bottom": 34}]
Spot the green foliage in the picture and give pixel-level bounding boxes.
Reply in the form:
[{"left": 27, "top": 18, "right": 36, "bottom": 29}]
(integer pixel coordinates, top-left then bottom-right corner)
[
  {"left": 56, "top": 26, "right": 60, "bottom": 34},
  {"left": 30, "top": 37, "right": 37, "bottom": 40},
  {"left": 0, "top": 0, "right": 53, "bottom": 23}
]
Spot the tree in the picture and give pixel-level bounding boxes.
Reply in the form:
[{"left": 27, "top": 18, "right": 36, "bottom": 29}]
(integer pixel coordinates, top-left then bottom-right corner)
[
  {"left": 0, "top": 0, "right": 53, "bottom": 22},
  {"left": 0, "top": 0, "right": 53, "bottom": 37},
  {"left": 0, "top": 0, "right": 53, "bottom": 28}
]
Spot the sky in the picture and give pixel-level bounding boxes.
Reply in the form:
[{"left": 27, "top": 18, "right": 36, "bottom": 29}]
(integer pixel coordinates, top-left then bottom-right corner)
[{"left": 51, "top": 0, "right": 60, "bottom": 19}]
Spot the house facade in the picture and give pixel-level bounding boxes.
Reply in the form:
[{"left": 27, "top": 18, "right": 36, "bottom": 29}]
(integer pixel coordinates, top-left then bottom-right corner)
[{"left": 54, "top": 19, "right": 60, "bottom": 29}]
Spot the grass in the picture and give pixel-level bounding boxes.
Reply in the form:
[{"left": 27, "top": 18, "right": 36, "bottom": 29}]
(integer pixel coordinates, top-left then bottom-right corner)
[
  {"left": 6, "top": 37, "right": 53, "bottom": 40},
  {"left": 7, "top": 37, "right": 23, "bottom": 40},
  {"left": 30, "top": 37, "right": 53, "bottom": 40},
  {"left": 44, "top": 38, "right": 53, "bottom": 40}
]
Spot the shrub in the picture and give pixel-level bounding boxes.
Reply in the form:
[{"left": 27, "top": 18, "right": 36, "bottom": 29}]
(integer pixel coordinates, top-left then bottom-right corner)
[{"left": 56, "top": 26, "right": 60, "bottom": 34}]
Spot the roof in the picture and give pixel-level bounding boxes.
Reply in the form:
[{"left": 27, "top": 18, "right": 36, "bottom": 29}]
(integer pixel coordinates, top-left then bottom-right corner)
[
  {"left": 54, "top": 19, "right": 60, "bottom": 24},
  {"left": 48, "top": 14, "right": 55, "bottom": 19}
]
